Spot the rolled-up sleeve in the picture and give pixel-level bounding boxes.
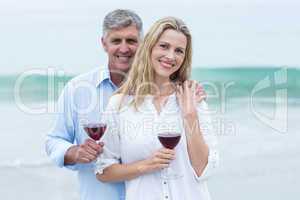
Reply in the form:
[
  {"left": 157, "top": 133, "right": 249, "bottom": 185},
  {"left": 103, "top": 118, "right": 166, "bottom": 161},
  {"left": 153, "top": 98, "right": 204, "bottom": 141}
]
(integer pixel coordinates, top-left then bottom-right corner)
[
  {"left": 192, "top": 101, "right": 219, "bottom": 182},
  {"left": 95, "top": 96, "right": 122, "bottom": 174},
  {"left": 45, "top": 81, "right": 79, "bottom": 170}
]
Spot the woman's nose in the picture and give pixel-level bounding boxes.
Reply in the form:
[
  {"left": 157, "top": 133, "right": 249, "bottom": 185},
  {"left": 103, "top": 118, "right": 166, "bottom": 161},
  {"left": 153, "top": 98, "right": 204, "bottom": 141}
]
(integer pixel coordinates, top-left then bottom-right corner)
[{"left": 165, "top": 50, "right": 175, "bottom": 60}]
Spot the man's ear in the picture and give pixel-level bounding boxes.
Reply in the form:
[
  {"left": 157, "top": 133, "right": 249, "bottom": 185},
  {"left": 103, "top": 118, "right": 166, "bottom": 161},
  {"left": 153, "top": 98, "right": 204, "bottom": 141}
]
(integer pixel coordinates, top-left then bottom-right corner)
[{"left": 101, "top": 37, "right": 108, "bottom": 52}]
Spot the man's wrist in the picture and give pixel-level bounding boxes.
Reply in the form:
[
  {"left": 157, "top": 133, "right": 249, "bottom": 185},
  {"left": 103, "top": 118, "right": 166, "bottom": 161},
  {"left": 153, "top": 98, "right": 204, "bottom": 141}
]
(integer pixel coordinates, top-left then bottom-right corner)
[{"left": 64, "top": 145, "right": 79, "bottom": 165}]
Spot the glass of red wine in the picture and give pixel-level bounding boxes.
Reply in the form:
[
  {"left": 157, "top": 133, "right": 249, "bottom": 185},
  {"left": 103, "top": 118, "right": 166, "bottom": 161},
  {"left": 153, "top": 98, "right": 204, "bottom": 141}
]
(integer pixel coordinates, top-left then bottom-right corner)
[
  {"left": 158, "top": 132, "right": 182, "bottom": 179},
  {"left": 83, "top": 123, "right": 107, "bottom": 143}
]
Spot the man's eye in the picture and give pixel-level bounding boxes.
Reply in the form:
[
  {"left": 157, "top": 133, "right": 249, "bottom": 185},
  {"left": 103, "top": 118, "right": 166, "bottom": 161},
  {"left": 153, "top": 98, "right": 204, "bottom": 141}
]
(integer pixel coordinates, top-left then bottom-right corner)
[
  {"left": 111, "top": 39, "right": 121, "bottom": 44},
  {"left": 127, "top": 39, "right": 138, "bottom": 44}
]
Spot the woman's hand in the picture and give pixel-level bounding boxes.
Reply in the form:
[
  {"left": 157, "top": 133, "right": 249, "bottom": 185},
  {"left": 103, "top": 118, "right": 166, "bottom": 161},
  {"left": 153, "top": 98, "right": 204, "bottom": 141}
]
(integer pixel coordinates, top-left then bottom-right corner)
[
  {"left": 138, "top": 148, "right": 175, "bottom": 174},
  {"left": 176, "top": 80, "right": 202, "bottom": 118},
  {"left": 96, "top": 148, "right": 175, "bottom": 182}
]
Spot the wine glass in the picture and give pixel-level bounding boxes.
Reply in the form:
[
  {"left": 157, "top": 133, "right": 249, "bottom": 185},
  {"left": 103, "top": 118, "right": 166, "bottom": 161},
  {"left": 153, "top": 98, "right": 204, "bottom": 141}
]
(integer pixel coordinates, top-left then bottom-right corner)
[
  {"left": 83, "top": 123, "right": 107, "bottom": 143},
  {"left": 158, "top": 131, "right": 182, "bottom": 179}
]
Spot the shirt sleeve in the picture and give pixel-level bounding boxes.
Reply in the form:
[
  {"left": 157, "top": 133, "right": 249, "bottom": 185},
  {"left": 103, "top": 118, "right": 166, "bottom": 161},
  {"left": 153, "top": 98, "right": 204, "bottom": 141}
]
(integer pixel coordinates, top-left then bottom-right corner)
[
  {"left": 45, "top": 81, "right": 79, "bottom": 171},
  {"left": 191, "top": 101, "right": 219, "bottom": 182},
  {"left": 94, "top": 95, "right": 122, "bottom": 175}
]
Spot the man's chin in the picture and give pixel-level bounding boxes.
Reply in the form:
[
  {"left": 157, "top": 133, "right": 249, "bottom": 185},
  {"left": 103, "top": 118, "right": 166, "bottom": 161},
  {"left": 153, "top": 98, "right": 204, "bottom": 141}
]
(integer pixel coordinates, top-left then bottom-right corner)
[{"left": 114, "top": 64, "right": 131, "bottom": 73}]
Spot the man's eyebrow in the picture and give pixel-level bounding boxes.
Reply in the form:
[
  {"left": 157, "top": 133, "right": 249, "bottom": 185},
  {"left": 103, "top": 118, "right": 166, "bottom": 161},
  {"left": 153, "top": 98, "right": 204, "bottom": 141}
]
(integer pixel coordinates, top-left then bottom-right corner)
[
  {"left": 126, "top": 38, "right": 138, "bottom": 41},
  {"left": 110, "top": 37, "right": 121, "bottom": 41}
]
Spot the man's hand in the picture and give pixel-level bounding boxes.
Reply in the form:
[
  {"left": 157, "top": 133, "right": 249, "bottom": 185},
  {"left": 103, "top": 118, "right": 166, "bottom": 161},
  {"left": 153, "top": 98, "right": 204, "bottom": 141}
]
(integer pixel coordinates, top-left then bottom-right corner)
[
  {"left": 64, "top": 139, "right": 104, "bottom": 165},
  {"left": 194, "top": 81, "right": 207, "bottom": 103}
]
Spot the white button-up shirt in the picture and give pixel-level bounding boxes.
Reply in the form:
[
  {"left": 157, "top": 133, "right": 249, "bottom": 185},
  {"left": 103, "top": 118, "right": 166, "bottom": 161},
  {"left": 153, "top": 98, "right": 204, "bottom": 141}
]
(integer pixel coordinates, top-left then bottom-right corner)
[{"left": 95, "top": 93, "right": 219, "bottom": 200}]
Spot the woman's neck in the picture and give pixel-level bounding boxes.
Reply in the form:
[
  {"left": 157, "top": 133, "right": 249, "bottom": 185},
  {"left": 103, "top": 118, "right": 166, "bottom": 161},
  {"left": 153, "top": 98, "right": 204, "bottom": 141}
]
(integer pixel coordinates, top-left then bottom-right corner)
[{"left": 153, "top": 76, "right": 175, "bottom": 96}]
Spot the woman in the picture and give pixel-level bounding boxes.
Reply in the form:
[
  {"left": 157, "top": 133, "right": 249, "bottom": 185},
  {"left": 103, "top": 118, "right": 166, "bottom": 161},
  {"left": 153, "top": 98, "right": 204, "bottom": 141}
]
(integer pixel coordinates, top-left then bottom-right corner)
[{"left": 95, "top": 17, "right": 219, "bottom": 200}]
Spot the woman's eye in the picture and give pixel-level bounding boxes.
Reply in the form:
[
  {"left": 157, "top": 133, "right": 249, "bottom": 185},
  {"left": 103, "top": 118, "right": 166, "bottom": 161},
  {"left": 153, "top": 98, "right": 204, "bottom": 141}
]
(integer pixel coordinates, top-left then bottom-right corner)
[
  {"left": 160, "top": 44, "right": 167, "bottom": 49},
  {"left": 175, "top": 49, "right": 184, "bottom": 54}
]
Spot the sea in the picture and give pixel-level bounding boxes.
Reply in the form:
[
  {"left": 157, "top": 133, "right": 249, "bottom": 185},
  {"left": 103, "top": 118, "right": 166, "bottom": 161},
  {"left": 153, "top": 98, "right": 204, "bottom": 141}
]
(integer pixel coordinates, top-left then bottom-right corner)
[{"left": 0, "top": 67, "right": 299, "bottom": 200}]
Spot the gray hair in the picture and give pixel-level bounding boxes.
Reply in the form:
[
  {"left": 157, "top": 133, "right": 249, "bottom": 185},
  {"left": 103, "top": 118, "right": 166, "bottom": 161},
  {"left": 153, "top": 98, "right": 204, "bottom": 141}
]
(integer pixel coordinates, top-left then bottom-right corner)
[{"left": 102, "top": 9, "right": 143, "bottom": 37}]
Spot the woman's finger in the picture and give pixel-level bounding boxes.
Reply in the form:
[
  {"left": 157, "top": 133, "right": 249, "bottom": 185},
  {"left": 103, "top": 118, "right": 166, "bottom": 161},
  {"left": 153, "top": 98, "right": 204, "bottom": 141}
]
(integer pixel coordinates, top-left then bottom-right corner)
[
  {"left": 159, "top": 148, "right": 175, "bottom": 155},
  {"left": 183, "top": 80, "right": 189, "bottom": 91},
  {"left": 179, "top": 84, "right": 184, "bottom": 94},
  {"left": 176, "top": 85, "right": 182, "bottom": 95},
  {"left": 191, "top": 81, "right": 197, "bottom": 95},
  {"left": 154, "top": 157, "right": 172, "bottom": 165},
  {"left": 156, "top": 152, "right": 175, "bottom": 160},
  {"left": 189, "top": 80, "right": 195, "bottom": 88}
]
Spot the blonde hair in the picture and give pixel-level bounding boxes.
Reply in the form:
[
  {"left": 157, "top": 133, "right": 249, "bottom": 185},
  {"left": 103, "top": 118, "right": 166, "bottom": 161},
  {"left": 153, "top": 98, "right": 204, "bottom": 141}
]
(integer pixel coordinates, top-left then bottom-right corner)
[{"left": 116, "top": 17, "right": 192, "bottom": 110}]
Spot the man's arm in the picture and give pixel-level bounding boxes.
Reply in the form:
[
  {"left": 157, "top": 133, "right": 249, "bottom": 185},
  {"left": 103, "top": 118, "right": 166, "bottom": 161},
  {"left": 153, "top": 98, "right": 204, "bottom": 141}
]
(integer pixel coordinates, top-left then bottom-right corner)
[
  {"left": 45, "top": 82, "right": 78, "bottom": 169},
  {"left": 46, "top": 81, "right": 104, "bottom": 168}
]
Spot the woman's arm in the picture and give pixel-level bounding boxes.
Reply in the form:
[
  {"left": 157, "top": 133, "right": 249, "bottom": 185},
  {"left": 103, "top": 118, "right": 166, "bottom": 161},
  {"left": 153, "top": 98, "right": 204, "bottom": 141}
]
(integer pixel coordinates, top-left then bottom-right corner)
[
  {"left": 182, "top": 112, "right": 209, "bottom": 177},
  {"left": 176, "top": 81, "right": 210, "bottom": 177},
  {"left": 96, "top": 148, "right": 175, "bottom": 182},
  {"left": 96, "top": 160, "right": 146, "bottom": 182}
]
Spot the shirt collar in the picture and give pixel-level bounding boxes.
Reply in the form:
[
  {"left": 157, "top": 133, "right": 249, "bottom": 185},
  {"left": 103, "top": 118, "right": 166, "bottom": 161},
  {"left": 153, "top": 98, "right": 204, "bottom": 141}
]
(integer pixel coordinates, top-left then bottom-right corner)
[{"left": 94, "top": 66, "right": 116, "bottom": 88}]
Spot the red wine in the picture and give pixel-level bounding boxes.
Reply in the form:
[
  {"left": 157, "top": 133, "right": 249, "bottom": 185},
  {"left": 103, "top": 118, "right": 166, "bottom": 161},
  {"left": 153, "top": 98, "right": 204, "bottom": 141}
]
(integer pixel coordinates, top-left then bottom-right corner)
[
  {"left": 84, "top": 123, "right": 107, "bottom": 141},
  {"left": 158, "top": 133, "right": 181, "bottom": 149}
]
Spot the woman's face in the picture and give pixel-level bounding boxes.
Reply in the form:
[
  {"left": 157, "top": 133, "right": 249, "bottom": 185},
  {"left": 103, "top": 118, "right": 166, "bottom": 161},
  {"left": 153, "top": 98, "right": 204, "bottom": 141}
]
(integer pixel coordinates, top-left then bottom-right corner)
[{"left": 151, "top": 29, "right": 187, "bottom": 82}]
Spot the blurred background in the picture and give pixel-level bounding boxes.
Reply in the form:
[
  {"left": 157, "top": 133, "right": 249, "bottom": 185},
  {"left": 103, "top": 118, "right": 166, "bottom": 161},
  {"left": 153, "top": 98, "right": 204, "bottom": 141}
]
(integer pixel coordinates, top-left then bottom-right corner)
[{"left": 0, "top": 0, "right": 299, "bottom": 199}]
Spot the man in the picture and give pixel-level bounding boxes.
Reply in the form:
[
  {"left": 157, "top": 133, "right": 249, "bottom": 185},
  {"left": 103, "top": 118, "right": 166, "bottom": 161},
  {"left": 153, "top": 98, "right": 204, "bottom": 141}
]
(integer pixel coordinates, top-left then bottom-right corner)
[{"left": 45, "top": 9, "right": 142, "bottom": 200}]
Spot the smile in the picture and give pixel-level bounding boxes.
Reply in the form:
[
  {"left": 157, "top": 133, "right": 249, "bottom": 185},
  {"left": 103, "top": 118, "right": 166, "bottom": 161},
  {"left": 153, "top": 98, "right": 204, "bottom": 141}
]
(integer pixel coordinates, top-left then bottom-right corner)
[
  {"left": 159, "top": 59, "right": 175, "bottom": 69},
  {"left": 116, "top": 55, "right": 131, "bottom": 62}
]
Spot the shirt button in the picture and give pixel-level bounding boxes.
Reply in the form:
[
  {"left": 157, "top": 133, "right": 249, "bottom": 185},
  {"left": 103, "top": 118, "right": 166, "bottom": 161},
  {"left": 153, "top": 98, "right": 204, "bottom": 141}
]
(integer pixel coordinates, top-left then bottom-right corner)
[
  {"left": 165, "top": 196, "right": 168, "bottom": 199},
  {"left": 163, "top": 181, "right": 167, "bottom": 184}
]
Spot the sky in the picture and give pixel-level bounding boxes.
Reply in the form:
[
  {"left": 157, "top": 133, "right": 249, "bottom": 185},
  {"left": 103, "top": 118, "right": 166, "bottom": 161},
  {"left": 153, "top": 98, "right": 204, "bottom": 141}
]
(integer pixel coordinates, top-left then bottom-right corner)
[{"left": 0, "top": 0, "right": 299, "bottom": 74}]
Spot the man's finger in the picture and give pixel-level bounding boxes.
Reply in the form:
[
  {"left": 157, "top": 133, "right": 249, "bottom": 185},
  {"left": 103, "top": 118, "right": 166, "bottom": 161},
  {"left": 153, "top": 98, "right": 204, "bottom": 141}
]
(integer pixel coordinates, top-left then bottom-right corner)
[
  {"left": 86, "top": 140, "right": 102, "bottom": 152},
  {"left": 76, "top": 149, "right": 95, "bottom": 163},
  {"left": 85, "top": 146, "right": 99, "bottom": 156},
  {"left": 98, "top": 141, "right": 105, "bottom": 147},
  {"left": 79, "top": 157, "right": 90, "bottom": 163}
]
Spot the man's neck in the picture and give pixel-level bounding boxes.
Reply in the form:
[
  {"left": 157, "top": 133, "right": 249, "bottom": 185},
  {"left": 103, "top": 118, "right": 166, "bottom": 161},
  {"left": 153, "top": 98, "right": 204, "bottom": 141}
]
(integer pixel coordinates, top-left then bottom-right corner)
[{"left": 110, "top": 72, "right": 125, "bottom": 88}]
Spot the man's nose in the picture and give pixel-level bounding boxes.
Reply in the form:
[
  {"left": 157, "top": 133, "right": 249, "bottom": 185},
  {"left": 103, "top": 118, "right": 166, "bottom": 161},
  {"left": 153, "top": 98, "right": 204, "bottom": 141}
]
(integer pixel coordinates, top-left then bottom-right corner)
[{"left": 119, "top": 41, "right": 130, "bottom": 53}]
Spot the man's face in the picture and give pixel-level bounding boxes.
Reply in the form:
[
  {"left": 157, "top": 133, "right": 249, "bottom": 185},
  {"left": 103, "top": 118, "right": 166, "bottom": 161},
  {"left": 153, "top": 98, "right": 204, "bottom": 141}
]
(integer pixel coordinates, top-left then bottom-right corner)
[{"left": 102, "top": 25, "right": 140, "bottom": 73}]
